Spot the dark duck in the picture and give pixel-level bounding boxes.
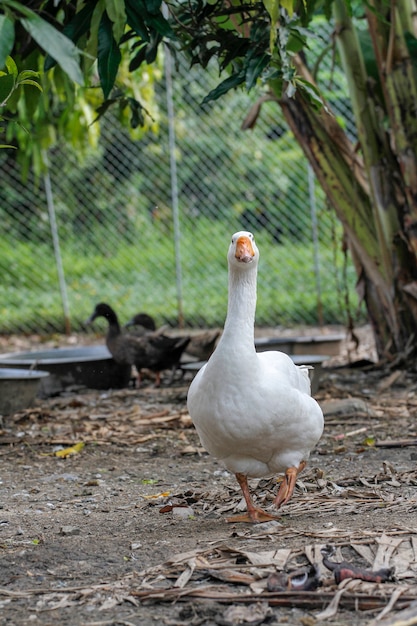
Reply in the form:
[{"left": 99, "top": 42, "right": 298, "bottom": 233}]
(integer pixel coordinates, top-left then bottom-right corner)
[
  {"left": 126, "top": 313, "right": 220, "bottom": 362},
  {"left": 87, "top": 303, "right": 190, "bottom": 387},
  {"left": 124, "top": 312, "right": 158, "bottom": 336}
]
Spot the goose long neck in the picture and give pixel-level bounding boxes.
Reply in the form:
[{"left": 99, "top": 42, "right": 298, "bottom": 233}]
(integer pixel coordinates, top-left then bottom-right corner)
[{"left": 222, "top": 264, "right": 257, "bottom": 346}]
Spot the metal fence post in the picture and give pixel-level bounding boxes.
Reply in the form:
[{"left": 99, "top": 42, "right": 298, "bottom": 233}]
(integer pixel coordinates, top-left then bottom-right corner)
[
  {"left": 43, "top": 151, "right": 71, "bottom": 334},
  {"left": 164, "top": 5, "right": 184, "bottom": 328},
  {"left": 308, "top": 163, "right": 323, "bottom": 326}
]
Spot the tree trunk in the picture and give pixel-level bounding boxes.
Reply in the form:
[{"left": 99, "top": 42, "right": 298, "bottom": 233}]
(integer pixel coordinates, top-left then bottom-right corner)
[{"left": 272, "top": 49, "right": 417, "bottom": 357}]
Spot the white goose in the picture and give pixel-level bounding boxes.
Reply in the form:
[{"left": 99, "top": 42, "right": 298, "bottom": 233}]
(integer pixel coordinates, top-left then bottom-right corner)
[{"left": 187, "top": 231, "right": 324, "bottom": 523}]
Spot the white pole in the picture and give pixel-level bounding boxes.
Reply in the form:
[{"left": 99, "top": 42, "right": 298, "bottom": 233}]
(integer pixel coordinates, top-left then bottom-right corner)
[
  {"left": 308, "top": 164, "right": 323, "bottom": 325},
  {"left": 163, "top": 4, "right": 184, "bottom": 327},
  {"left": 42, "top": 151, "right": 71, "bottom": 333}
]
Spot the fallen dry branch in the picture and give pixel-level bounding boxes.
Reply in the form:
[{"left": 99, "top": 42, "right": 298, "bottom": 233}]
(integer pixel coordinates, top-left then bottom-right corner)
[
  {"left": 1, "top": 581, "right": 414, "bottom": 614},
  {"left": 375, "top": 439, "right": 417, "bottom": 448},
  {"left": 130, "top": 585, "right": 417, "bottom": 612}
]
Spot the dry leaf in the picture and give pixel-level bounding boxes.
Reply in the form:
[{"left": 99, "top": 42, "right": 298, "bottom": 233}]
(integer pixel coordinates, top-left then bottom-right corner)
[
  {"left": 54, "top": 442, "right": 85, "bottom": 458},
  {"left": 220, "top": 602, "right": 272, "bottom": 625},
  {"left": 143, "top": 491, "right": 171, "bottom": 500}
]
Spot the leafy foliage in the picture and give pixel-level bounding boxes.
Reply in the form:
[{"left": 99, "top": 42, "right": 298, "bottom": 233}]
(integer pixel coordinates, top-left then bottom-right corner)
[
  {"left": 0, "top": 0, "right": 168, "bottom": 168},
  {"left": 0, "top": 55, "right": 41, "bottom": 148},
  {"left": 0, "top": 1, "right": 321, "bottom": 150},
  {"left": 0, "top": 0, "right": 331, "bottom": 180},
  {"left": 0, "top": 55, "right": 41, "bottom": 107}
]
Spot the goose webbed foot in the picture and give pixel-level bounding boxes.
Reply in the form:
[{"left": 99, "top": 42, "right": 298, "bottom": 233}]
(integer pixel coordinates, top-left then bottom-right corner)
[
  {"left": 226, "top": 508, "right": 279, "bottom": 524},
  {"left": 228, "top": 472, "right": 278, "bottom": 524},
  {"left": 274, "top": 461, "right": 306, "bottom": 508}
]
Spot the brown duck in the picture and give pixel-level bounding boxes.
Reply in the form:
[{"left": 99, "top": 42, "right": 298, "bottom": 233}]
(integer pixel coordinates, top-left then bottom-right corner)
[
  {"left": 86, "top": 303, "right": 190, "bottom": 386},
  {"left": 126, "top": 313, "right": 220, "bottom": 362}
]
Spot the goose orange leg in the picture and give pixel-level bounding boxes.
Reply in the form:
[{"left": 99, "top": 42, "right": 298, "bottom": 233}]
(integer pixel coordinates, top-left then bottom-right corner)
[
  {"left": 274, "top": 461, "right": 306, "bottom": 508},
  {"left": 226, "top": 472, "right": 279, "bottom": 524}
]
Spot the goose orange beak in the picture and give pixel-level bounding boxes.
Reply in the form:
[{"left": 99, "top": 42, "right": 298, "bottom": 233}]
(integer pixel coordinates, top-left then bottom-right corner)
[{"left": 235, "top": 236, "right": 255, "bottom": 263}]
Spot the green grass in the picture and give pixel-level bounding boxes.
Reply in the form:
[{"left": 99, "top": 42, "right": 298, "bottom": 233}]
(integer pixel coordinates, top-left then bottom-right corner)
[{"left": 0, "top": 222, "right": 365, "bottom": 334}]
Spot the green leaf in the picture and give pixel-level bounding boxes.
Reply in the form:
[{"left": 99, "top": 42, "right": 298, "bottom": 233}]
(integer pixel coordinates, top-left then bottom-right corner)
[
  {"left": 263, "top": 0, "right": 279, "bottom": 49},
  {"left": 17, "top": 79, "right": 42, "bottom": 91},
  {"left": 145, "top": 31, "right": 162, "bottom": 63},
  {"left": 16, "top": 70, "right": 40, "bottom": 81},
  {"left": 245, "top": 53, "right": 270, "bottom": 89},
  {"left": 5, "top": 56, "right": 18, "bottom": 78},
  {"left": 44, "top": 1, "right": 98, "bottom": 71},
  {"left": 66, "top": 1, "right": 100, "bottom": 42},
  {"left": 145, "top": 0, "right": 162, "bottom": 15},
  {"left": 220, "top": 38, "right": 250, "bottom": 70},
  {"left": 202, "top": 71, "right": 246, "bottom": 104},
  {"left": 129, "top": 44, "right": 148, "bottom": 71},
  {"left": 0, "top": 15, "right": 15, "bottom": 70},
  {"left": 126, "top": 0, "right": 172, "bottom": 38},
  {"left": 363, "top": 436, "right": 375, "bottom": 447},
  {"left": 98, "top": 11, "right": 122, "bottom": 99},
  {"left": 104, "top": 0, "right": 126, "bottom": 42},
  {"left": 0, "top": 73, "right": 16, "bottom": 106},
  {"left": 263, "top": 0, "right": 279, "bottom": 24},
  {"left": 286, "top": 81, "right": 296, "bottom": 97},
  {"left": 280, "top": 0, "right": 294, "bottom": 15},
  {"left": 128, "top": 32, "right": 162, "bottom": 71},
  {"left": 20, "top": 15, "right": 84, "bottom": 84},
  {"left": 144, "top": 13, "right": 173, "bottom": 38},
  {"left": 286, "top": 26, "right": 309, "bottom": 53},
  {"left": 128, "top": 97, "right": 145, "bottom": 128},
  {"left": 92, "top": 97, "right": 118, "bottom": 123},
  {"left": 295, "top": 77, "right": 324, "bottom": 109},
  {"left": 125, "top": 0, "right": 150, "bottom": 40}
]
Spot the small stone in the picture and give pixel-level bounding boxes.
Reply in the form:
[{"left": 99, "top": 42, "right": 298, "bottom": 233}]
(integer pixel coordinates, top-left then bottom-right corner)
[
  {"left": 320, "top": 398, "right": 373, "bottom": 417},
  {"left": 172, "top": 505, "right": 195, "bottom": 520},
  {"left": 60, "top": 525, "right": 81, "bottom": 536}
]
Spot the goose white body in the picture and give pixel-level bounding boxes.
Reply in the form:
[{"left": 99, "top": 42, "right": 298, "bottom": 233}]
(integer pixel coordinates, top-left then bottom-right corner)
[{"left": 187, "top": 232, "right": 323, "bottom": 518}]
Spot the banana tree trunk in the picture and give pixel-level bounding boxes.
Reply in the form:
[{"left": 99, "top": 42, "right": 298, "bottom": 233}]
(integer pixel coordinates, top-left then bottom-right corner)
[{"left": 272, "top": 58, "right": 417, "bottom": 357}]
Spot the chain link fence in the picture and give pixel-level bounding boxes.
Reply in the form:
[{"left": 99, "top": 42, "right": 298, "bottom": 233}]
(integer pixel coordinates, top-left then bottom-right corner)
[{"left": 0, "top": 22, "right": 363, "bottom": 335}]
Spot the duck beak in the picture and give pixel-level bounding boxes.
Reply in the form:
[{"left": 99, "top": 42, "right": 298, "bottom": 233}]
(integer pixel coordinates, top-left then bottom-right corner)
[
  {"left": 235, "top": 236, "right": 255, "bottom": 263},
  {"left": 85, "top": 313, "right": 96, "bottom": 325}
]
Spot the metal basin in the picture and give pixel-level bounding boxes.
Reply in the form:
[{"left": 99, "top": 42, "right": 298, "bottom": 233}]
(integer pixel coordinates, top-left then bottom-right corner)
[
  {"left": 254, "top": 337, "right": 295, "bottom": 354},
  {"left": 0, "top": 368, "right": 50, "bottom": 414},
  {"left": 255, "top": 334, "right": 344, "bottom": 357},
  {"left": 291, "top": 354, "right": 329, "bottom": 394},
  {"left": 0, "top": 346, "right": 132, "bottom": 397}
]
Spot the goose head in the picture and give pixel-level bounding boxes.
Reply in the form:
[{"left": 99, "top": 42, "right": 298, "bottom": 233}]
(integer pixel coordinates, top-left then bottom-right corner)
[{"left": 228, "top": 231, "right": 259, "bottom": 270}]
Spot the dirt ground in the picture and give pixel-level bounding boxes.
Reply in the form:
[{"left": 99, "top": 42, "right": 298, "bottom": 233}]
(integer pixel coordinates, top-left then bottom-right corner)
[{"left": 1, "top": 326, "right": 417, "bottom": 626}]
